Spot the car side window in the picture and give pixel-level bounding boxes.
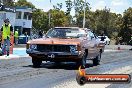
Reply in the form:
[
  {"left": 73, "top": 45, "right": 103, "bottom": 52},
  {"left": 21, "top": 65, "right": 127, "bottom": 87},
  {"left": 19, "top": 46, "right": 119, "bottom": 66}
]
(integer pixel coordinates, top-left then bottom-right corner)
[
  {"left": 94, "top": 33, "right": 98, "bottom": 39},
  {"left": 87, "top": 31, "right": 95, "bottom": 40}
]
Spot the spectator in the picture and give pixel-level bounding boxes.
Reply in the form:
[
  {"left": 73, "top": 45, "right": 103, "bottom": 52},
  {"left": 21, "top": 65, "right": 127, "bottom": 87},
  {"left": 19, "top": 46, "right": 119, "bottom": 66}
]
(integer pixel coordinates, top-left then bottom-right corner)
[
  {"left": 25, "top": 32, "right": 28, "bottom": 43},
  {"left": 14, "top": 29, "right": 19, "bottom": 45},
  {"left": 0, "top": 18, "right": 13, "bottom": 56},
  {"left": 38, "top": 30, "right": 43, "bottom": 38},
  {"left": 100, "top": 32, "right": 105, "bottom": 41}
]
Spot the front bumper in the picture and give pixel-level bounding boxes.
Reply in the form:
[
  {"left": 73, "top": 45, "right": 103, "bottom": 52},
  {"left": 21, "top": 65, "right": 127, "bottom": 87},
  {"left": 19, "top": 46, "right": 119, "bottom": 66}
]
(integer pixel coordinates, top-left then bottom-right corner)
[{"left": 26, "top": 49, "right": 82, "bottom": 62}]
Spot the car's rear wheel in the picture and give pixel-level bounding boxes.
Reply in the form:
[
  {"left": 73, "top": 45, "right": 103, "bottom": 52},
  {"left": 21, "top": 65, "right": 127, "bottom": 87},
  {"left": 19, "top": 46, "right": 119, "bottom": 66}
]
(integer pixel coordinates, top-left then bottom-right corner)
[
  {"left": 32, "top": 57, "right": 42, "bottom": 68},
  {"left": 93, "top": 53, "right": 101, "bottom": 66},
  {"left": 77, "top": 52, "right": 87, "bottom": 68}
]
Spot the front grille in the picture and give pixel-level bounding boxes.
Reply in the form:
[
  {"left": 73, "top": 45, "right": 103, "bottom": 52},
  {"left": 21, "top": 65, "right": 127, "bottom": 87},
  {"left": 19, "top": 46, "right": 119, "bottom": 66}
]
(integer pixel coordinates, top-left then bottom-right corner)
[{"left": 37, "top": 44, "right": 70, "bottom": 52}]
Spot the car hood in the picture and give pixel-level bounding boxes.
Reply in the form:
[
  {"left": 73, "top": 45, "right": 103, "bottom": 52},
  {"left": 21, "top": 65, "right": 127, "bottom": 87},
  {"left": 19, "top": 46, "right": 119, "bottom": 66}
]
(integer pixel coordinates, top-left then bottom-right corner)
[{"left": 27, "top": 38, "right": 82, "bottom": 45}]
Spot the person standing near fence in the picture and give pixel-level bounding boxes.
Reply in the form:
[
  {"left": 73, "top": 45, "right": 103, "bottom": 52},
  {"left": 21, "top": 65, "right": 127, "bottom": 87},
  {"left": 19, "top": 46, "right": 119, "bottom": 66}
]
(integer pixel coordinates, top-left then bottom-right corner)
[
  {"left": 14, "top": 29, "right": 19, "bottom": 45},
  {"left": 0, "top": 19, "right": 13, "bottom": 56},
  {"left": 25, "top": 32, "right": 28, "bottom": 43},
  {"left": 38, "top": 30, "right": 43, "bottom": 38}
]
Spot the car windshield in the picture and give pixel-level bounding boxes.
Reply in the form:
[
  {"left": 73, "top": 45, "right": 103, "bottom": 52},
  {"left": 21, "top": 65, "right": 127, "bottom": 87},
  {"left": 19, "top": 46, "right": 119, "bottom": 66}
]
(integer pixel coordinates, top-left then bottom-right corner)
[{"left": 46, "top": 28, "right": 86, "bottom": 38}]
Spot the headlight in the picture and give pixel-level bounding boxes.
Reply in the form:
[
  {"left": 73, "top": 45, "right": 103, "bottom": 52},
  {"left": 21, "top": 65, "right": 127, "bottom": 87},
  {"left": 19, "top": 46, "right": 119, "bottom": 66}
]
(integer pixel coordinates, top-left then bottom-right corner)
[{"left": 30, "top": 44, "right": 37, "bottom": 50}]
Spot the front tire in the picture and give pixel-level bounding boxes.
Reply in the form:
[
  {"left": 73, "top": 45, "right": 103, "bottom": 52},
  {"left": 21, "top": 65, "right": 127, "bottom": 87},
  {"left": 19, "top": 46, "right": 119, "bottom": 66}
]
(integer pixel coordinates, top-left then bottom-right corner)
[
  {"left": 32, "top": 57, "right": 42, "bottom": 68},
  {"left": 77, "top": 52, "right": 87, "bottom": 68},
  {"left": 93, "top": 53, "right": 101, "bottom": 66}
]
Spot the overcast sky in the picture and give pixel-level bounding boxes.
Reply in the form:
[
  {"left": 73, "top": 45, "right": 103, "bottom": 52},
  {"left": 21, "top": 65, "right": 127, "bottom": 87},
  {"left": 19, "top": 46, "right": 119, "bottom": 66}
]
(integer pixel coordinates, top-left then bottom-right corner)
[{"left": 18, "top": 0, "right": 131, "bottom": 15}]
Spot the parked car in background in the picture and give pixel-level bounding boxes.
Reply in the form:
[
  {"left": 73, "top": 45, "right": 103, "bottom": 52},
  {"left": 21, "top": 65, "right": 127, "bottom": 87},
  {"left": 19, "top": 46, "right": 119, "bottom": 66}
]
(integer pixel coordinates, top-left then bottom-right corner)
[
  {"left": 96, "top": 37, "right": 105, "bottom": 54},
  {"left": 26, "top": 27, "right": 104, "bottom": 68},
  {"left": 98, "top": 36, "right": 110, "bottom": 45}
]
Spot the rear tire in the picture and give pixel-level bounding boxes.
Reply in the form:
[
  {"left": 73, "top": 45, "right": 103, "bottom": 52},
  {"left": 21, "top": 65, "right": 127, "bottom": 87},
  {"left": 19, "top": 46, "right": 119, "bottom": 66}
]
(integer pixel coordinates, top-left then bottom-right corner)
[{"left": 32, "top": 57, "right": 42, "bottom": 68}]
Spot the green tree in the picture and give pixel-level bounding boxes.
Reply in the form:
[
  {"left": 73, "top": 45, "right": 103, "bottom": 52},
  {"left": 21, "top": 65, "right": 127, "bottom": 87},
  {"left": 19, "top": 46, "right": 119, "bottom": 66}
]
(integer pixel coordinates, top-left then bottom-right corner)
[
  {"left": 109, "top": 13, "right": 122, "bottom": 41},
  {"left": 119, "top": 7, "right": 132, "bottom": 44},
  {"left": 82, "top": 7, "right": 122, "bottom": 42},
  {"left": 50, "top": 9, "right": 69, "bottom": 27},
  {"left": 15, "top": 0, "right": 35, "bottom": 9},
  {"left": 73, "top": 0, "right": 90, "bottom": 27},
  {"left": 53, "top": 3, "right": 63, "bottom": 10},
  {"left": 65, "top": 0, "right": 73, "bottom": 15},
  {"left": 2, "top": 0, "right": 14, "bottom": 6},
  {"left": 32, "top": 9, "right": 49, "bottom": 31}
]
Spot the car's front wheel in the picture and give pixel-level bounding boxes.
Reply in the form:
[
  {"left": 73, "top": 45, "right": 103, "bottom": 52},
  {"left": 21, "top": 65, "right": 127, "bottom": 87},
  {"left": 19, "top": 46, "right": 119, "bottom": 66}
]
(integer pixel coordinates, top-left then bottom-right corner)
[
  {"left": 32, "top": 57, "right": 42, "bottom": 68},
  {"left": 77, "top": 52, "right": 87, "bottom": 68},
  {"left": 93, "top": 53, "right": 101, "bottom": 66}
]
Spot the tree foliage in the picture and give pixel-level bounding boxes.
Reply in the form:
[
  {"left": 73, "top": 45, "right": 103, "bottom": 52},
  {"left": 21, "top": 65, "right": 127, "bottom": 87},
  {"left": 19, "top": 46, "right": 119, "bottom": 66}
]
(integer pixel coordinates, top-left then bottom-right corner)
[
  {"left": 65, "top": 0, "right": 73, "bottom": 15},
  {"left": 15, "top": 0, "right": 35, "bottom": 9},
  {"left": 119, "top": 7, "right": 132, "bottom": 44},
  {"left": 32, "top": 9, "right": 49, "bottom": 31},
  {"left": 53, "top": 3, "right": 63, "bottom": 10},
  {"left": 2, "top": 0, "right": 14, "bottom": 6},
  {"left": 14, "top": 0, "right": 132, "bottom": 44},
  {"left": 50, "top": 9, "right": 69, "bottom": 27}
]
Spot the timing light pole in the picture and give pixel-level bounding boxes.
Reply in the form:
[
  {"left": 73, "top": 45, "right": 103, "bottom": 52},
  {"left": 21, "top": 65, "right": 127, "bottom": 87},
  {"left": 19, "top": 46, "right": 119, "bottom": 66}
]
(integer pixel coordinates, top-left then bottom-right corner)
[
  {"left": 83, "top": 0, "right": 86, "bottom": 29},
  {"left": 49, "top": 0, "right": 51, "bottom": 28}
]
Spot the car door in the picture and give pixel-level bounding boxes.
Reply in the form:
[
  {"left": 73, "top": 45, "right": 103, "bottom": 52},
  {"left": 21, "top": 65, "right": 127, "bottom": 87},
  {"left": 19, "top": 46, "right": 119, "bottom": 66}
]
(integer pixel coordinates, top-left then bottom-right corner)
[
  {"left": 87, "top": 31, "right": 98, "bottom": 59},
  {"left": 94, "top": 33, "right": 101, "bottom": 54}
]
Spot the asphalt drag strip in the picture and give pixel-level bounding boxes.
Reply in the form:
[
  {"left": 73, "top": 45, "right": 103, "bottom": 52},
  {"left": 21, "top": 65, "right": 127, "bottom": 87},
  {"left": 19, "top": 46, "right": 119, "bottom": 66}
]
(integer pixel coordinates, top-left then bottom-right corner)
[{"left": 0, "top": 50, "right": 131, "bottom": 88}]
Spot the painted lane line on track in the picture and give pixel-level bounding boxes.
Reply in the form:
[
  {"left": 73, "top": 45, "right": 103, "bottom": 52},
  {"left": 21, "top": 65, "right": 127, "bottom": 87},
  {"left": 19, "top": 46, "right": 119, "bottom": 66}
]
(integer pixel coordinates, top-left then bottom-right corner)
[{"left": 0, "top": 55, "right": 29, "bottom": 60}]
